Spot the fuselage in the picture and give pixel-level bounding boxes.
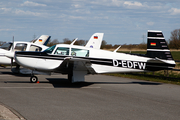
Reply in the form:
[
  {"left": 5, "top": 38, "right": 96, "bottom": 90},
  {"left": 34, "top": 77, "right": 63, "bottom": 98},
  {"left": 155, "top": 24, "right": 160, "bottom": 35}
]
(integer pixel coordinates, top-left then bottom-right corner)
[
  {"left": 15, "top": 44, "right": 176, "bottom": 74},
  {"left": 0, "top": 41, "right": 48, "bottom": 65}
]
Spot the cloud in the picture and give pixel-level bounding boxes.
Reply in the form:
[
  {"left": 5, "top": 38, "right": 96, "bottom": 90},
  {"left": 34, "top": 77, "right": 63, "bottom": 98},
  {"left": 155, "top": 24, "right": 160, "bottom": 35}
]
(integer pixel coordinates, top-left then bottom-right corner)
[
  {"left": 20, "top": 1, "right": 47, "bottom": 7},
  {"left": 146, "top": 22, "right": 154, "bottom": 26},
  {"left": 111, "top": 0, "right": 124, "bottom": 6},
  {"left": 124, "top": 1, "right": 143, "bottom": 7},
  {"left": 169, "top": 8, "right": 180, "bottom": 15},
  {"left": 0, "top": 29, "right": 14, "bottom": 31},
  {"left": 0, "top": 7, "right": 11, "bottom": 13},
  {"left": 71, "top": 4, "right": 82, "bottom": 8},
  {"left": 69, "top": 15, "right": 85, "bottom": 20},
  {"left": 14, "top": 9, "right": 42, "bottom": 16}
]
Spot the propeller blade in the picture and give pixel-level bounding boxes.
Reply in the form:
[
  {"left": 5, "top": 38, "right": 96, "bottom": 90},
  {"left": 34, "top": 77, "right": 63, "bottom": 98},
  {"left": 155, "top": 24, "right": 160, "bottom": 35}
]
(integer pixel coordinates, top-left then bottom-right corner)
[
  {"left": 11, "top": 58, "right": 13, "bottom": 69},
  {"left": 12, "top": 36, "right": 14, "bottom": 52}
]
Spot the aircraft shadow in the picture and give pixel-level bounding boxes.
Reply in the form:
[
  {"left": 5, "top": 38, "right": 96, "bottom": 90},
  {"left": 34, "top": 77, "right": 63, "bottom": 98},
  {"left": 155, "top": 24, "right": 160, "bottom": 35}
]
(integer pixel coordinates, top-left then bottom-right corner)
[
  {"left": 46, "top": 78, "right": 162, "bottom": 88},
  {"left": 4, "top": 81, "right": 30, "bottom": 83},
  {"left": 92, "top": 81, "right": 162, "bottom": 85},
  {"left": 0, "top": 72, "right": 13, "bottom": 75},
  {"left": 46, "top": 78, "right": 94, "bottom": 88}
]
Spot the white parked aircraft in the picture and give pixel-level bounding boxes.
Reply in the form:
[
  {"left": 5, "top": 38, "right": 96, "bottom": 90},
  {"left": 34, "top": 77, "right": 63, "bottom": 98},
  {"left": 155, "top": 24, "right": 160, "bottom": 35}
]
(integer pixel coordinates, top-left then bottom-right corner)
[
  {"left": 10, "top": 33, "right": 103, "bottom": 74},
  {"left": 15, "top": 30, "right": 176, "bottom": 83},
  {"left": 0, "top": 35, "right": 50, "bottom": 66}
]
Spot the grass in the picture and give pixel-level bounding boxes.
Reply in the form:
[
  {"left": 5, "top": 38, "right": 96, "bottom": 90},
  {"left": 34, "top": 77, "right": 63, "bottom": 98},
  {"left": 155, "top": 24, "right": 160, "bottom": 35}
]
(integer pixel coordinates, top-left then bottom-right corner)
[
  {"left": 105, "top": 50, "right": 180, "bottom": 85},
  {"left": 107, "top": 72, "right": 180, "bottom": 85},
  {"left": 117, "top": 50, "right": 180, "bottom": 60},
  {"left": 171, "top": 51, "right": 180, "bottom": 61}
]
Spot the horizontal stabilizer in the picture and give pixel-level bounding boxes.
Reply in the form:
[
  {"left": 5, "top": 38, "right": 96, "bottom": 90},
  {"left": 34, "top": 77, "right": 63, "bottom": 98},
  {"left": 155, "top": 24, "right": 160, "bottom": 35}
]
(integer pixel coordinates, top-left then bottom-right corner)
[{"left": 146, "top": 58, "right": 176, "bottom": 71}]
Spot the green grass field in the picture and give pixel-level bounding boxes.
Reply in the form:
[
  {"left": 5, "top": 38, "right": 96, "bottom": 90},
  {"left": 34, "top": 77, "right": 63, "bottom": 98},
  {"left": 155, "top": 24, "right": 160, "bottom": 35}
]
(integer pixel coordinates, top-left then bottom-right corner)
[
  {"left": 109, "top": 51, "right": 180, "bottom": 85},
  {"left": 119, "top": 51, "right": 180, "bottom": 60}
]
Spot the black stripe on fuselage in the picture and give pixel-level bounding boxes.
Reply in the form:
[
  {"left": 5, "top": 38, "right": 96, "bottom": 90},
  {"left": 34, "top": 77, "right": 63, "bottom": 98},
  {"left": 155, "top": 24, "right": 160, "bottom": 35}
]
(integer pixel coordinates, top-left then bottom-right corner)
[{"left": 15, "top": 51, "right": 175, "bottom": 70}]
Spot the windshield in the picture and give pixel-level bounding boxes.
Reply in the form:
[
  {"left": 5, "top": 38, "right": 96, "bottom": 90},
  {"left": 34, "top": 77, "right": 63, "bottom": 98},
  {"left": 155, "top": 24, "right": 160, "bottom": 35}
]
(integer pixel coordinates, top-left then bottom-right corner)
[
  {"left": 0, "top": 43, "right": 12, "bottom": 51},
  {"left": 43, "top": 45, "right": 56, "bottom": 54}
]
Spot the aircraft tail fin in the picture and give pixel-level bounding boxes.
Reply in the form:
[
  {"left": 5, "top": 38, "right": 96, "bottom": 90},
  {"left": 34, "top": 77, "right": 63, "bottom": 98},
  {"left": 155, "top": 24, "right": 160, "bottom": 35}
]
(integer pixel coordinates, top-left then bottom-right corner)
[
  {"left": 146, "top": 30, "right": 174, "bottom": 60},
  {"left": 85, "top": 33, "right": 104, "bottom": 49},
  {"left": 34, "top": 35, "right": 51, "bottom": 45}
]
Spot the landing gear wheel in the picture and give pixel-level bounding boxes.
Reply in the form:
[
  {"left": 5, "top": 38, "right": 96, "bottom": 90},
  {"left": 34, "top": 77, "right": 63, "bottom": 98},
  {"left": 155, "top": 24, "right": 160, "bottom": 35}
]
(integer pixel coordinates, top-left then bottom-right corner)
[{"left": 30, "top": 76, "right": 38, "bottom": 83}]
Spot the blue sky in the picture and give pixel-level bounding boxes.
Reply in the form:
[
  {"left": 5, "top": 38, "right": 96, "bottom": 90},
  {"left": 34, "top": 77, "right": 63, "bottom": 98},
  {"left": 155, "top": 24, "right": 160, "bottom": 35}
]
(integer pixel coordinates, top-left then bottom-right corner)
[{"left": 0, "top": 0, "right": 180, "bottom": 45}]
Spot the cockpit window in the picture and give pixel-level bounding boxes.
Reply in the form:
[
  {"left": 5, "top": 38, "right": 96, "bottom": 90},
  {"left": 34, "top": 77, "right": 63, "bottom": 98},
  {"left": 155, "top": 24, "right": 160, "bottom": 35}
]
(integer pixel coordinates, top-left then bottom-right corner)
[
  {"left": 54, "top": 47, "right": 69, "bottom": 55},
  {"left": 71, "top": 48, "right": 89, "bottom": 57},
  {"left": 43, "top": 45, "right": 56, "bottom": 54},
  {"left": 0, "top": 43, "right": 12, "bottom": 51},
  {"left": 14, "top": 43, "right": 27, "bottom": 51}
]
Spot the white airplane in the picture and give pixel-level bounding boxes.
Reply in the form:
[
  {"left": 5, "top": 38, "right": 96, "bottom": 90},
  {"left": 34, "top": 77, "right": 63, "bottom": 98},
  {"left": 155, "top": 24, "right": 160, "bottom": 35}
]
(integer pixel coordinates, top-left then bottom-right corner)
[
  {"left": 0, "top": 35, "right": 50, "bottom": 66},
  {"left": 9, "top": 33, "right": 103, "bottom": 74},
  {"left": 14, "top": 30, "right": 176, "bottom": 83}
]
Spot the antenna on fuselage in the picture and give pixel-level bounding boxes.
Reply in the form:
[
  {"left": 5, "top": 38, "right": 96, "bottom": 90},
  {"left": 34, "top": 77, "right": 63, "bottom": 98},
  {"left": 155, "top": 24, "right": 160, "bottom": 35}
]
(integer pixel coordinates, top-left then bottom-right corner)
[
  {"left": 113, "top": 45, "right": 121, "bottom": 52},
  {"left": 70, "top": 38, "right": 78, "bottom": 45}
]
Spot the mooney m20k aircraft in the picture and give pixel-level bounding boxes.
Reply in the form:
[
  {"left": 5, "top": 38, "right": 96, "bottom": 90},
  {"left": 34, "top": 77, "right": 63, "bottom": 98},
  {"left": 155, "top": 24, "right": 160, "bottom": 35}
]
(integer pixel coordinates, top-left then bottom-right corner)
[
  {"left": 0, "top": 35, "right": 51, "bottom": 65},
  {"left": 15, "top": 30, "right": 175, "bottom": 83}
]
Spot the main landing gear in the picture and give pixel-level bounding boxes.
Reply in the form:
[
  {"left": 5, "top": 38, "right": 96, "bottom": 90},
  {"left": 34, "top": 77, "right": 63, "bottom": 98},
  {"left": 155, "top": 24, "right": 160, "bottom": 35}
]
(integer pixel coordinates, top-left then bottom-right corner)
[{"left": 30, "top": 76, "right": 38, "bottom": 83}]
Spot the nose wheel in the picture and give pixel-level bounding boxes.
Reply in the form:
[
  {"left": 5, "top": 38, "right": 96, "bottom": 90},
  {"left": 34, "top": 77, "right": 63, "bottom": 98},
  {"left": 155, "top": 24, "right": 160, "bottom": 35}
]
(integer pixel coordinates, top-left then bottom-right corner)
[{"left": 30, "top": 76, "right": 38, "bottom": 83}]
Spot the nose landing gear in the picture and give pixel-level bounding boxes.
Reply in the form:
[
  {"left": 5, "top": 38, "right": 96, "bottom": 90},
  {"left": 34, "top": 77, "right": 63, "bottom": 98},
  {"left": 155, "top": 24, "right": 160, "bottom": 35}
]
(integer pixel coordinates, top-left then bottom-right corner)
[{"left": 30, "top": 76, "right": 38, "bottom": 83}]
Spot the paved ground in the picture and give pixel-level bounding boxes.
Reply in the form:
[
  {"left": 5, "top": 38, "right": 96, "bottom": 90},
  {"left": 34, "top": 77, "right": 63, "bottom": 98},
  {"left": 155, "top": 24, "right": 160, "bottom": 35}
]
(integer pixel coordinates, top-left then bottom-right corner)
[{"left": 0, "top": 67, "right": 180, "bottom": 120}]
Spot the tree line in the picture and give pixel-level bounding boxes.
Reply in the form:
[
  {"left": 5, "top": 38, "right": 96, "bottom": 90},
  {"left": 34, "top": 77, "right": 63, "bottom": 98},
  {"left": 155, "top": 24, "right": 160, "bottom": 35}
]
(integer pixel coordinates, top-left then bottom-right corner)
[
  {"left": 0, "top": 29, "right": 180, "bottom": 50},
  {"left": 46, "top": 37, "right": 147, "bottom": 50},
  {"left": 46, "top": 29, "right": 180, "bottom": 50}
]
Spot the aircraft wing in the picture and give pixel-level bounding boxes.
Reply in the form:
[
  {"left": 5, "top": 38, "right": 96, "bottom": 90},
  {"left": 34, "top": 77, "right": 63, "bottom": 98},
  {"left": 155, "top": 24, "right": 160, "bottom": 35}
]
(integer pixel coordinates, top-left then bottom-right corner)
[{"left": 54, "top": 57, "right": 96, "bottom": 74}]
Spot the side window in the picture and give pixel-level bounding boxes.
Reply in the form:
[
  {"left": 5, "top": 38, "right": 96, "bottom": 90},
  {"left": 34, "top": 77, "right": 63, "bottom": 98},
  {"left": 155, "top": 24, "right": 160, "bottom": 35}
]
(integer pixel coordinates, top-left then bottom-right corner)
[
  {"left": 14, "top": 43, "right": 27, "bottom": 51},
  {"left": 54, "top": 47, "right": 69, "bottom": 55},
  {"left": 29, "top": 45, "right": 42, "bottom": 51},
  {"left": 71, "top": 48, "right": 89, "bottom": 57}
]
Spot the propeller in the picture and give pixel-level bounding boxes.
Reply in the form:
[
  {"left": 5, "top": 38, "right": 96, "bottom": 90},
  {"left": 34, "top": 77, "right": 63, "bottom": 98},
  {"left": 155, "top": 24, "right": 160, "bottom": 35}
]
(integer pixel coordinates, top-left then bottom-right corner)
[{"left": 11, "top": 36, "right": 14, "bottom": 69}]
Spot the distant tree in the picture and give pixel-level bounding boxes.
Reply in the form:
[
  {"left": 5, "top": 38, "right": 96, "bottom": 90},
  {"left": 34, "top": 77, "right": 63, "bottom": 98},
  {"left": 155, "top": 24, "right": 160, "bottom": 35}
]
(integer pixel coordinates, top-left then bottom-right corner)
[
  {"left": 0, "top": 41, "right": 6, "bottom": 46},
  {"left": 138, "top": 43, "right": 147, "bottom": 50},
  {"left": 113, "top": 44, "right": 121, "bottom": 49},
  {"left": 74, "top": 40, "right": 86, "bottom": 46},
  {"left": 101, "top": 40, "right": 107, "bottom": 49},
  {"left": 104, "top": 44, "right": 113, "bottom": 49},
  {"left": 168, "top": 29, "right": 180, "bottom": 49},
  {"left": 47, "top": 39, "right": 60, "bottom": 47},
  {"left": 63, "top": 38, "right": 72, "bottom": 44}
]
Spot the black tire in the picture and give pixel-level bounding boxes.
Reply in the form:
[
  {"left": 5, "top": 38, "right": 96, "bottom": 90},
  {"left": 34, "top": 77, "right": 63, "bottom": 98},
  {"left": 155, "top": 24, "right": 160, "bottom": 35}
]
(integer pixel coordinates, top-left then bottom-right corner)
[{"left": 30, "top": 76, "right": 38, "bottom": 83}]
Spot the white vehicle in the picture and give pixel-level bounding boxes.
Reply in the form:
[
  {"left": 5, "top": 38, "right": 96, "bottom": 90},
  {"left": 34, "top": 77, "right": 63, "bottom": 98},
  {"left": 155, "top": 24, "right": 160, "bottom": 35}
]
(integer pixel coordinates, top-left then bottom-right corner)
[
  {"left": 0, "top": 35, "right": 50, "bottom": 65},
  {"left": 15, "top": 30, "right": 176, "bottom": 83}
]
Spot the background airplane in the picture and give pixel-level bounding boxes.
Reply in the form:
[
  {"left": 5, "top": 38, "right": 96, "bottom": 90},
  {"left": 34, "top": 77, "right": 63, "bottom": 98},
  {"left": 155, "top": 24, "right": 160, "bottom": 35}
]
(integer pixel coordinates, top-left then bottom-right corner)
[
  {"left": 85, "top": 33, "right": 104, "bottom": 49},
  {"left": 15, "top": 30, "right": 175, "bottom": 83},
  {"left": 0, "top": 35, "right": 51, "bottom": 72}
]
